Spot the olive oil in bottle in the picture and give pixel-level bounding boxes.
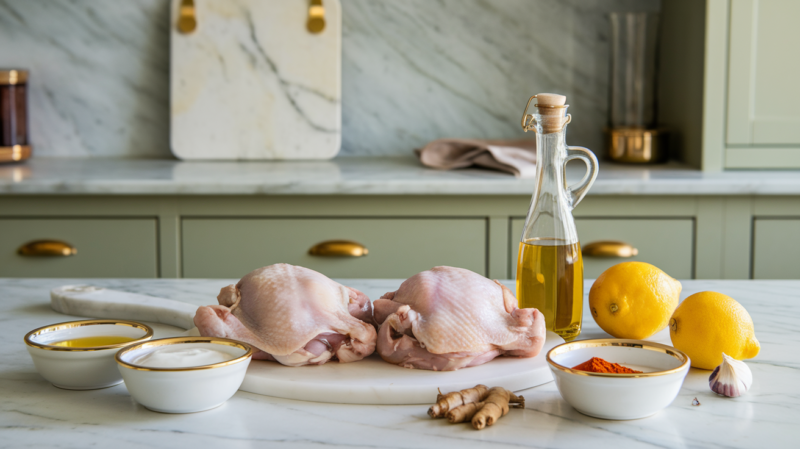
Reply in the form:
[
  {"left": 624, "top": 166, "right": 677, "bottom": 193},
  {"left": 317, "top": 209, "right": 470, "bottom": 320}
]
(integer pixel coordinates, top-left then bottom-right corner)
[
  {"left": 514, "top": 93, "right": 598, "bottom": 342},
  {"left": 516, "top": 239, "right": 583, "bottom": 341}
]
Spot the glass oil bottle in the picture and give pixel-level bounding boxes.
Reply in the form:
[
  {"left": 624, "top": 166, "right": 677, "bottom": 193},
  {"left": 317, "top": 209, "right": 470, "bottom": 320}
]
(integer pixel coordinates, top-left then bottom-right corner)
[{"left": 516, "top": 94, "right": 598, "bottom": 341}]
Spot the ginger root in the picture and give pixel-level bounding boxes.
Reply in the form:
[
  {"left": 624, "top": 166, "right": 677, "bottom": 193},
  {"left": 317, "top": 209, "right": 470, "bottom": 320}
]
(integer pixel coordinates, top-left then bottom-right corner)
[
  {"left": 446, "top": 402, "right": 484, "bottom": 423},
  {"left": 430, "top": 385, "right": 524, "bottom": 430},
  {"left": 471, "top": 387, "right": 525, "bottom": 430},
  {"left": 428, "top": 384, "right": 489, "bottom": 418}
]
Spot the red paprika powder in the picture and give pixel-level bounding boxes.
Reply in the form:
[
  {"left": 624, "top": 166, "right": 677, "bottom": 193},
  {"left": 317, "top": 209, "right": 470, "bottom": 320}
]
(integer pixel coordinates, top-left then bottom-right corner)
[{"left": 572, "top": 357, "right": 642, "bottom": 374}]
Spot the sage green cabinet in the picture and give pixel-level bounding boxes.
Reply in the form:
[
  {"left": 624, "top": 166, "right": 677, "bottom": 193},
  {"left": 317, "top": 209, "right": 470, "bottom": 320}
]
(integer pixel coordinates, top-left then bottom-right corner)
[
  {"left": 182, "top": 218, "right": 486, "bottom": 279},
  {"left": 0, "top": 194, "right": 795, "bottom": 280},
  {"left": 752, "top": 218, "right": 800, "bottom": 279},
  {"left": 700, "top": 0, "right": 800, "bottom": 169},
  {"left": 0, "top": 218, "right": 158, "bottom": 278},
  {"left": 510, "top": 218, "right": 695, "bottom": 279},
  {"left": 727, "top": 0, "right": 800, "bottom": 147}
]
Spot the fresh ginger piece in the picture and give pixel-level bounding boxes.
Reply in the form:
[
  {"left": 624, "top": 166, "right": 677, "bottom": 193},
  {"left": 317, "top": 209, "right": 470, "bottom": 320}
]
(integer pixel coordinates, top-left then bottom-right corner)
[
  {"left": 472, "top": 387, "right": 510, "bottom": 429},
  {"left": 428, "top": 384, "right": 489, "bottom": 418},
  {"left": 459, "top": 384, "right": 489, "bottom": 405},
  {"left": 472, "top": 403, "right": 503, "bottom": 429},
  {"left": 508, "top": 391, "right": 525, "bottom": 408},
  {"left": 446, "top": 402, "right": 484, "bottom": 423},
  {"left": 471, "top": 387, "right": 525, "bottom": 430}
]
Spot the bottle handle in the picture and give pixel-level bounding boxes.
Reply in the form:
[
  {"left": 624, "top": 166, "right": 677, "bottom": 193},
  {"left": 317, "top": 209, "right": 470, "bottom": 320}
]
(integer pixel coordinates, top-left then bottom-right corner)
[{"left": 564, "top": 146, "right": 599, "bottom": 208}]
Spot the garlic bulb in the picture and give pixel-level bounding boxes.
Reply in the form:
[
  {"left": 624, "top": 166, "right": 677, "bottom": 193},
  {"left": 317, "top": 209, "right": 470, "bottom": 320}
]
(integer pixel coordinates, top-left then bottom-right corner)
[{"left": 709, "top": 353, "right": 753, "bottom": 397}]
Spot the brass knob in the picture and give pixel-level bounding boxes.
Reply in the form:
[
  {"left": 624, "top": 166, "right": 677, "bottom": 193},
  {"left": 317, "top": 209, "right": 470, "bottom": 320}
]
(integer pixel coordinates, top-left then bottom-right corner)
[
  {"left": 307, "top": 0, "right": 326, "bottom": 33},
  {"left": 177, "top": 0, "right": 197, "bottom": 34},
  {"left": 18, "top": 240, "right": 77, "bottom": 257},
  {"left": 582, "top": 241, "right": 638, "bottom": 258},
  {"left": 308, "top": 240, "right": 368, "bottom": 257}
]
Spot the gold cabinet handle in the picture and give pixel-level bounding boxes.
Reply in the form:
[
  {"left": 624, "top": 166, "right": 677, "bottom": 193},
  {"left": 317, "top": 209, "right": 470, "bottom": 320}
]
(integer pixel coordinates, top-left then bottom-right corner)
[
  {"left": 582, "top": 241, "right": 638, "bottom": 258},
  {"left": 18, "top": 240, "right": 77, "bottom": 257},
  {"left": 177, "top": 0, "right": 197, "bottom": 34},
  {"left": 307, "top": 0, "right": 326, "bottom": 33},
  {"left": 308, "top": 240, "right": 368, "bottom": 257}
]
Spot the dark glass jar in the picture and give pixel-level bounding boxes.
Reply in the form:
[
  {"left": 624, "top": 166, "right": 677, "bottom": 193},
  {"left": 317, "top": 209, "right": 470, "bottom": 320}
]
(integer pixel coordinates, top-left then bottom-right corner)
[{"left": 1, "top": 69, "right": 30, "bottom": 163}]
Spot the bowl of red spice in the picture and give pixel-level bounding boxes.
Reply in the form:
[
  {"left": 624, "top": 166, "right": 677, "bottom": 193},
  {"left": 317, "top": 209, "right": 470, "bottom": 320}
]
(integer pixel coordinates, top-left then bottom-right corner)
[{"left": 546, "top": 339, "right": 690, "bottom": 420}]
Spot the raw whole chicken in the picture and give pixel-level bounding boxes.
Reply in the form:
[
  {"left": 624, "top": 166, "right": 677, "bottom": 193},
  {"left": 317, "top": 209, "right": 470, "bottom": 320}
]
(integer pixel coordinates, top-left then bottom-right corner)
[
  {"left": 194, "top": 264, "right": 377, "bottom": 366},
  {"left": 373, "top": 266, "right": 546, "bottom": 371}
]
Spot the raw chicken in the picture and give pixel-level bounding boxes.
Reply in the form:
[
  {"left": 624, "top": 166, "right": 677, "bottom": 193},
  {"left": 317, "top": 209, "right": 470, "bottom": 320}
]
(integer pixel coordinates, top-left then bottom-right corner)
[
  {"left": 374, "top": 266, "right": 546, "bottom": 371},
  {"left": 194, "top": 264, "right": 377, "bottom": 366}
]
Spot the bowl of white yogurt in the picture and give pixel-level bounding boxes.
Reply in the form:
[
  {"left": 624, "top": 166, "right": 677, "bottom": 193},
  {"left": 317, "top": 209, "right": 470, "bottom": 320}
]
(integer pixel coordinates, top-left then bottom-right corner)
[{"left": 115, "top": 336, "right": 253, "bottom": 413}]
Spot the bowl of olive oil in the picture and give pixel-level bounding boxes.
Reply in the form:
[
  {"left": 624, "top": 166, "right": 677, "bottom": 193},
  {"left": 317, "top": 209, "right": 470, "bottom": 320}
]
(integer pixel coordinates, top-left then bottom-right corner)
[{"left": 24, "top": 319, "right": 153, "bottom": 390}]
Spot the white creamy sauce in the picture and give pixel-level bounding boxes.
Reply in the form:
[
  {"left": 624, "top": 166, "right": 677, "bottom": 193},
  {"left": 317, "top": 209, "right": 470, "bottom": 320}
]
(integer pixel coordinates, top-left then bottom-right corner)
[{"left": 133, "top": 346, "right": 232, "bottom": 368}]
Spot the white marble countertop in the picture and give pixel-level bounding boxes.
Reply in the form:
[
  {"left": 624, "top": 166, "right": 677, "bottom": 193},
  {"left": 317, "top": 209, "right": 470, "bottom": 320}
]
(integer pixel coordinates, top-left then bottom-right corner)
[
  {"left": 2, "top": 278, "right": 797, "bottom": 448},
  {"left": 2, "top": 157, "right": 800, "bottom": 196}
]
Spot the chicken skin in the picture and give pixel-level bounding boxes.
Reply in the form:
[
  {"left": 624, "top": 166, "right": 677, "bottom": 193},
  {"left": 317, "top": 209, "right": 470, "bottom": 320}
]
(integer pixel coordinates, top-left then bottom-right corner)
[
  {"left": 374, "top": 266, "right": 546, "bottom": 371},
  {"left": 194, "top": 264, "right": 377, "bottom": 366}
]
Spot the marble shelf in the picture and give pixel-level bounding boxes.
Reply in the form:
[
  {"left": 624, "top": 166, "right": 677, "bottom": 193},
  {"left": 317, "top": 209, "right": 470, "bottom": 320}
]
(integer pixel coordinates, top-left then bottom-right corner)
[
  {"left": 2, "top": 278, "right": 797, "bottom": 448},
  {"left": 2, "top": 157, "right": 800, "bottom": 196}
]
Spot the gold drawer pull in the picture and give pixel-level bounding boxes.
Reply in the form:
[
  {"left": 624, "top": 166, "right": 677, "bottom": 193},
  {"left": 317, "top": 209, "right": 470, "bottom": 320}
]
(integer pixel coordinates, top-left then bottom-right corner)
[
  {"left": 582, "top": 241, "right": 638, "bottom": 258},
  {"left": 307, "top": 0, "right": 326, "bottom": 33},
  {"left": 18, "top": 240, "right": 77, "bottom": 257},
  {"left": 308, "top": 240, "right": 368, "bottom": 257},
  {"left": 177, "top": 0, "right": 197, "bottom": 34}
]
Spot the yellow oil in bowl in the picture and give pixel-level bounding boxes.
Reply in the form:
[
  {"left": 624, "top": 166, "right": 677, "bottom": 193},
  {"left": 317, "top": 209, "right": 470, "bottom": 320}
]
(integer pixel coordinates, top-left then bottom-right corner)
[{"left": 51, "top": 336, "right": 138, "bottom": 348}]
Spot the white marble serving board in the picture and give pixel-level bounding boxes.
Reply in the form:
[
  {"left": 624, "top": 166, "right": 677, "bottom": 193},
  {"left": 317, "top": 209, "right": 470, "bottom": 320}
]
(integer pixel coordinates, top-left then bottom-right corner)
[
  {"left": 50, "top": 285, "right": 562, "bottom": 404},
  {"left": 170, "top": 0, "right": 342, "bottom": 160},
  {"left": 51, "top": 285, "right": 199, "bottom": 331},
  {"left": 241, "top": 333, "right": 562, "bottom": 404}
]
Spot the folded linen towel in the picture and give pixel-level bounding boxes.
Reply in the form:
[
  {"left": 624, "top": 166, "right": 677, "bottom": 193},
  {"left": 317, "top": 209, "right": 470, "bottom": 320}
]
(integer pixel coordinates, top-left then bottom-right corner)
[{"left": 415, "top": 139, "right": 537, "bottom": 178}]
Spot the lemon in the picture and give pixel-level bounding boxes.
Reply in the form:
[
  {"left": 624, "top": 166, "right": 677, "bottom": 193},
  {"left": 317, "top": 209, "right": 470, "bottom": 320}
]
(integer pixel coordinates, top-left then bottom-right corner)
[
  {"left": 669, "top": 291, "right": 760, "bottom": 370},
  {"left": 589, "top": 262, "right": 682, "bottom": 339}
]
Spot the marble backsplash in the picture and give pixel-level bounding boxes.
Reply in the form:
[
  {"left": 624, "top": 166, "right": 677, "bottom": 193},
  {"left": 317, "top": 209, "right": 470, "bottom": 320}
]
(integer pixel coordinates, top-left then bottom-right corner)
[{"left": 0, "top": 0, "right": 659, "bottom": 158}]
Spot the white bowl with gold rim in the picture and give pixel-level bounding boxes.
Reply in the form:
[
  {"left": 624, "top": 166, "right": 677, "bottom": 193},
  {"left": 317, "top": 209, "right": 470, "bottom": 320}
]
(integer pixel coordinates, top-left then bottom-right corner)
[
  {"left": 116, "top": 337, "right": 253, "bottom": 414},
  {"left": 547, "top": 339, "right": 690, "bottom": 420},
  {"left": 24, "top": 319, "right": 154, "bottom": 390}
]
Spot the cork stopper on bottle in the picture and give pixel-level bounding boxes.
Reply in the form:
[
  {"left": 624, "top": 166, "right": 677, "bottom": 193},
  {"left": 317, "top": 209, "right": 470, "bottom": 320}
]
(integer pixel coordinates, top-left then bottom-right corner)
[{"left": 535, "top": 93, "right": 568, "bottom": 134}]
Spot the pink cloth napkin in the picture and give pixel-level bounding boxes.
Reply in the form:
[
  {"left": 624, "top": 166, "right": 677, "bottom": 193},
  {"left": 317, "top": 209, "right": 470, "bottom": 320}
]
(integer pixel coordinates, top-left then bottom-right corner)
[{"left": 415, "top": 139, "right": 537, "bottom": 178}]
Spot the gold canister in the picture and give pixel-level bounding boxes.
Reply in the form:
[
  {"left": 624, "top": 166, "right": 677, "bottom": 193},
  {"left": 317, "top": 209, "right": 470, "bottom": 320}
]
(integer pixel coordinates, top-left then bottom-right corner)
[
  {"left": 1, "top": 69, "right": 31, "bottom": 163},
  {"left": 606, "top": 128, "right": 668, "bottom": 164}
]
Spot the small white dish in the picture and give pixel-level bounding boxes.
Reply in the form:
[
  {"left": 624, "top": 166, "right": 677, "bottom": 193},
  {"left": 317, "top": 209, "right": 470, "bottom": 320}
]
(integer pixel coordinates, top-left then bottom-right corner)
[
  {"left": 24, "top": 319, "right": 153, "bottom": 390},
  {"left": 547, "top": 339, "right": 690, "bottom": 420},
  {"left": 116, "top": 337, "right": 253, "bottom": 414}
]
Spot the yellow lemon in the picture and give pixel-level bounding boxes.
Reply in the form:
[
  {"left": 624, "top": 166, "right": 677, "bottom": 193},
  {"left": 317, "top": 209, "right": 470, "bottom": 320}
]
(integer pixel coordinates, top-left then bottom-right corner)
[
  {"left": 669, "top": 291, "right": 759, "bottom": 370},
  {"left": 589, "top": 261, "right": 682, "bottom": 339}
]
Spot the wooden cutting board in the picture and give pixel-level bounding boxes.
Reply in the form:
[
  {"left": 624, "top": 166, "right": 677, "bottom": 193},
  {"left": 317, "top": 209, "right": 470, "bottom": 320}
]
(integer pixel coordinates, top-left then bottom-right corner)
[
  {"left": 170, "top": 0, "right": 342, "bottom": 160},
  {"left": 51, "top": 286, "right": 562, "bottom": 405}
]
